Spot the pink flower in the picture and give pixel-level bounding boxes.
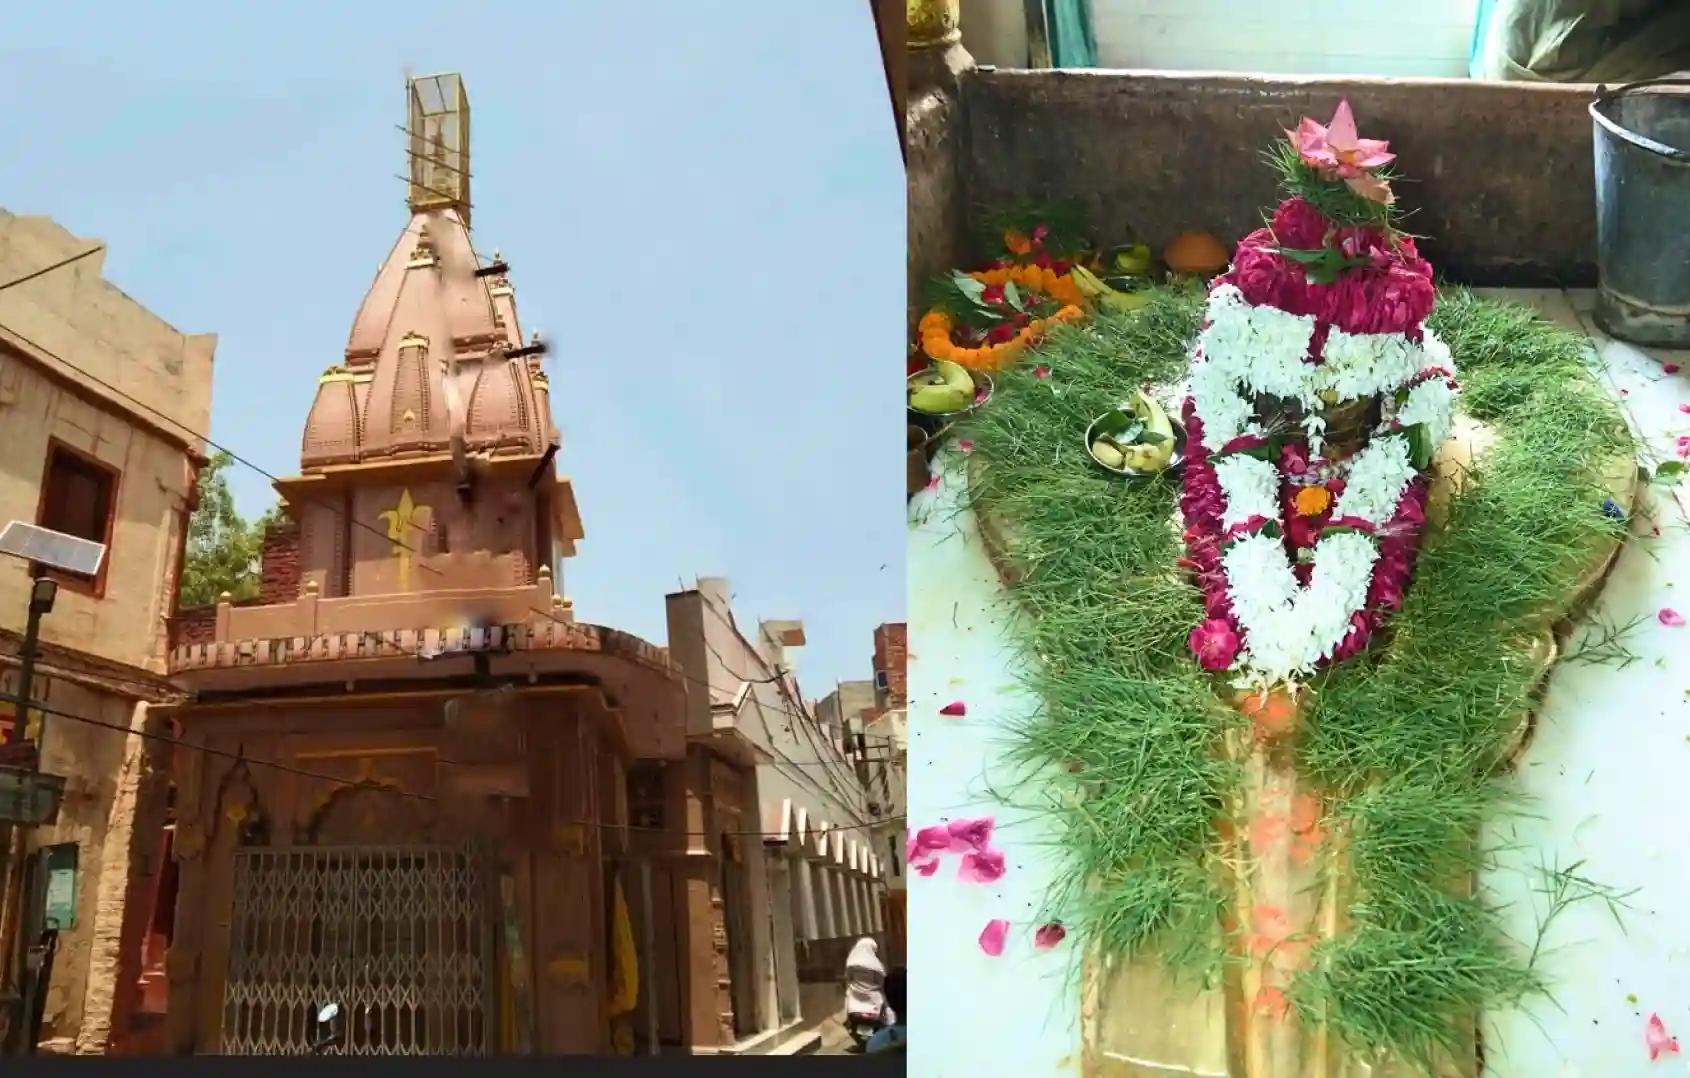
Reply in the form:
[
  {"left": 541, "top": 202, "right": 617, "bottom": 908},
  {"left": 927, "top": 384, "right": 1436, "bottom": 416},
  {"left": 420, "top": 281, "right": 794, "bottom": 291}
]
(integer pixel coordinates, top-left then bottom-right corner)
[
  {"left": 1034, "top": 922, "right": 1067, "bottom": 949},
  {"left": 958, "top": 848, "right": 1006, "bottom": 883},
  {"left": 1188, "top": 618, "right": 1241, "bottom": 671},
  {"left": 1271, "top": 197, "right": 1328, "bottom": 249},
  {"left": 1647, "top": 1013, "right": 1680, "bottom": 1061},
  {"left": 1222, "top": 433, "right": 1269, "bottom": 455},
  {"left": 947, "top": 816, "right": 996, "bottom": 852},
  {"left": 1678, "top": 404, "right": 1690, "bottom": 414},
  {"left": 939, "top": 700, "right": 967, "bottom": 717},
  {"left": 979, "top": 918, "right": 1010, "bottom": 957},
  {"left": 1286, "top": 99, "right": 1396, "bottom": 180},
  {"left": 914, "top": 858, "right": 941, "bottom": 877},
  {"left": 1660, "top": 608, "right": 1686, "bottom": 627},
  {"left": 1033, "top": 365, "right": 1051, "bottom": 380}
]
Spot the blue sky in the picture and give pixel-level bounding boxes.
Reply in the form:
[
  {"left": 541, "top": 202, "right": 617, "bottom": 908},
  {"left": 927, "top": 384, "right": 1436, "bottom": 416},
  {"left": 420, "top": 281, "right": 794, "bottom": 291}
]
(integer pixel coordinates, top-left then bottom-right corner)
[{"left": 0, "top": 1, "right": 905, "bottom": 692}]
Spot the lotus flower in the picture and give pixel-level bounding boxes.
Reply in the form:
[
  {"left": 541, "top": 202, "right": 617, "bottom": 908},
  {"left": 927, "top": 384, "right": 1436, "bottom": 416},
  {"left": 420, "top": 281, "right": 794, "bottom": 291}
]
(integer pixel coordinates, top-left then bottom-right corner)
[
  {"left": 1288, "top": 99, "right": 1395, "bottom": 179},
  {"left": 1287, "top": 99, "right": 1397, "bottom": 203}
]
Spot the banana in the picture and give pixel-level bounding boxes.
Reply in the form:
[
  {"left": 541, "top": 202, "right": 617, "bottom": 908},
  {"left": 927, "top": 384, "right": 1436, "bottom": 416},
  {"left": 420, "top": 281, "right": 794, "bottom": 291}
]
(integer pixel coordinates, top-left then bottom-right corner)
[
  {"left": 934, "top": 359, "right": 975, "bottom": 396},
  {"left": 1130, "top": 390, "right": 1175, "bottom": 471},
  {"left": 1092, "top": 439, "right": 1125, "bottom": 469},
  {"left": 1073, "top": 264, "right": 1152, "bottom": 314},
  {"left": 1069, "top": 264, "right": 1110, "bottom": 300},
  {"left": 1101, "top": 290, "right": 1152, "bottom": 314},
  {"left": 910, "top": 384, "right": 971, "bottom": 415}
]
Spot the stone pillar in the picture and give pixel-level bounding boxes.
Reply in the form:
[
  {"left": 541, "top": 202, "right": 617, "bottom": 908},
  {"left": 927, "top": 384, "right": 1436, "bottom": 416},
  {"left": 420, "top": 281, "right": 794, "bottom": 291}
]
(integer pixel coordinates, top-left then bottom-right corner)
[
  {"left": 794, "top": 857, "right": 819, "bottom": 941},
  {"left": 766, "top": 854, "right": 801, "bottom": 1025},
  {"left": 830, "top": 869, "right": 852, "bottom": 938},
  {"left": 814, "top": 861, "right": 837, "bottom": 940},
  {"left": 665, "top": 751, "right": 726, "bottom": 1051},
  {"left": 744, "top": 834, "right": 774, "bottom": 1035}
]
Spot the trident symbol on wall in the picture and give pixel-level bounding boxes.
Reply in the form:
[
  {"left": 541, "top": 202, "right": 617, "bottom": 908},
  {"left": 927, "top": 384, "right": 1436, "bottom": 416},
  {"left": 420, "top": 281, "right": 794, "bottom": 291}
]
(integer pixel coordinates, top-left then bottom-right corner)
[{"left": 377, "top": 489, "right": 426, "bottom": 592}]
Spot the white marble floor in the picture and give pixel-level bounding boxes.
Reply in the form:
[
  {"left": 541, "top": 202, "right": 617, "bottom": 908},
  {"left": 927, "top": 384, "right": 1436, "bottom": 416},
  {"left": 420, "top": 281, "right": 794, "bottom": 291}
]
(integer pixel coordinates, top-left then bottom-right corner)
[{"left": 905, "top": 289, "right": 1690, "bottom": 1078}]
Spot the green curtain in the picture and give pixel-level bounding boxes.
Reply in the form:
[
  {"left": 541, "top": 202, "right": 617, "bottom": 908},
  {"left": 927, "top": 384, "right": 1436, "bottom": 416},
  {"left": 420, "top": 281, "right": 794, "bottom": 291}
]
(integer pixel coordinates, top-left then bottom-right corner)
[
  {"left": 1044, "top": 0, "right": 1097, "bottom": 69},
  {"left": 1473, "top": 0, "right": 1690, "bottom": 82}
]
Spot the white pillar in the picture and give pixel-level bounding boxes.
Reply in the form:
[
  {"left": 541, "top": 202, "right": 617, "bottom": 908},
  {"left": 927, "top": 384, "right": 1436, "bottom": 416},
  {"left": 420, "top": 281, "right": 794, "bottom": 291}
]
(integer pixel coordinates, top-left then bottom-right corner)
[
  {"left": 833, "top": 869, "right": 853, "bottom": 936},
  {"left": 745, "top": 836, "right": 774, "bottom": 1033},
  {"left": 815, "top": 861, "right": 837, "bottom": 939},
  {"left": 794, "top": 856, "right": 819, "bottom": 941},
  {"left": 767, "top": 853, "right": 801, "bottom": 1025}
]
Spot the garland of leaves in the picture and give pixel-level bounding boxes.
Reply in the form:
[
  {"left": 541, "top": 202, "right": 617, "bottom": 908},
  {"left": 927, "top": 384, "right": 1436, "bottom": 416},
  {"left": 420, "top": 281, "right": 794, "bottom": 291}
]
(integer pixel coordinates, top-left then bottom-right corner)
[{"left": 962, "top": 287, "right": 1631, "bottom": 1069}]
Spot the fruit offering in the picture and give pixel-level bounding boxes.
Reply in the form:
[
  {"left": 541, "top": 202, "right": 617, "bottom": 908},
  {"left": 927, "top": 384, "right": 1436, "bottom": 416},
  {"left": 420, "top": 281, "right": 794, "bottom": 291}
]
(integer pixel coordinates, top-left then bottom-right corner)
[
  {"left": 1071, "top": 264, "right": 1152, "bottom": 314},
  {"left": 908, "top": 359, "right": 977, "bottom": 416},
  {"left": 1088, "top": 389, "right": 1178, "bottom": 474}
]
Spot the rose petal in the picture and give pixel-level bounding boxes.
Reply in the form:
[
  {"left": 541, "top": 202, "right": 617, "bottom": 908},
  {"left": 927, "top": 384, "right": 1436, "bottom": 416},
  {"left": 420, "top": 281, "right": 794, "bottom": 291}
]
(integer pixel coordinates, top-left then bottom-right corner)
[
  {"left": 946, "top": 816, "right": 995, "bottom": 852},
  {"left": 924, "top": 472, "right": 941, "bottom": 491},
  {"left": 939, "top": 700, "right": 966, "bottom": 717},
  {"left": 1647, "top": 1013, "right": 1681, "bottom": 1061},
  {"left": 979, "top": 918, "right": 1010, "bottom": 956},
  {"left": 1665, "top": 363, "right": 1682, "bottom": 374},
  {"left": 1033, "top": 365, "right": 1051, "bottom": 380},
  {"left": 1679, "top": 404, "right": 1690, "bottom": 414},
  {"left": 958, "top": 848, "right": 1007, "bottom": 884},
  {"left": 914, "top": 857, "right": 941, "bottom": 877},
  {"left": 912, "top": 825, "right": 952, "bottom": 857},
  {"left": 957, "top": 438, "right": 974, "bottom": 453},
  {"left": 1661, "top": 608, "right": 1686, "bottom": 627},
  {"left": 1034, "top": 922, "right": 1066, "bottom": 949}
]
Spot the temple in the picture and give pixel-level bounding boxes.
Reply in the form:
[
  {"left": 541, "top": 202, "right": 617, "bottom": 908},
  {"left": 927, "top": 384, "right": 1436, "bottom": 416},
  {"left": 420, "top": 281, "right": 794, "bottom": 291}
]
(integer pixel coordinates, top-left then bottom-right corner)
[{"left": 154, "top": 72, "right": 685, "bottom": 1055}]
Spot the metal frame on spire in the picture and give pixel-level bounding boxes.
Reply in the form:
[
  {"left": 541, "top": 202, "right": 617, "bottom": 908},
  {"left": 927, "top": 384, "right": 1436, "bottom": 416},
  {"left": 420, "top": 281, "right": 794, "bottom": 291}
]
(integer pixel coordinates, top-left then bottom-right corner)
[{"left": 406, "top": 72, "right": 471, "bottom": 226}]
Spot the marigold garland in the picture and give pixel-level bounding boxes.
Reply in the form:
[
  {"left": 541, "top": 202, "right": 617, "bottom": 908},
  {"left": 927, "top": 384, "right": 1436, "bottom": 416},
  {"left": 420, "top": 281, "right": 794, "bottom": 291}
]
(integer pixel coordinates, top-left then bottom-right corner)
[{"left": 920, "top": 264, "right": 1087, "bottom": 372}]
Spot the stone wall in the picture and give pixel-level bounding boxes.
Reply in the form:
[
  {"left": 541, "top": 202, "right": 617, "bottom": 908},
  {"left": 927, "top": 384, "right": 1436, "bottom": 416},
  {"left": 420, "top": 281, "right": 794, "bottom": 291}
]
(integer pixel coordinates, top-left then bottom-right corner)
[
  {"left": 257, "top": 515, "right": 300, "bottom": 604},
  {"left": 872, "top": 623, "right": 907, "bottom": 710},
  {"left": 953, "top": 70, "right": 1604, "bottom": 286}
]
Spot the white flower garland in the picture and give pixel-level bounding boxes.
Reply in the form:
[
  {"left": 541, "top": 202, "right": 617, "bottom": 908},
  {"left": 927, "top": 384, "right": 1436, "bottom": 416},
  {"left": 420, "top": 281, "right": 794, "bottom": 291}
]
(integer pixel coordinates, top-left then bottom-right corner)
[
  {"left": 1315, "top": 329, "right": 1423, "bottom": 402},
  {"left": 1188, "top": 290, "right": 1460, "bottom": 457},
  {"left": 1334, "top": 434, "right": 1416, "bottom": 524},
  {"left": 1396, "top": 378, "right": 1458, "bottom": 452},
  {"left": 1214, "top": 454, "right": 1281, "bottom": 530},
  {"left": 1188, "top": 291, "right": 1455, "bottom": 686},
  {"left": 1221, "top": 530, "right": 1379, "bottom": 685}
]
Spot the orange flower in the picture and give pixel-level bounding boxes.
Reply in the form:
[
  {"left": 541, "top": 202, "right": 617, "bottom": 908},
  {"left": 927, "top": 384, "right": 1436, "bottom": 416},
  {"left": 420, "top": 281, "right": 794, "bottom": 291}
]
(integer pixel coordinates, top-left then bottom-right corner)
[
  {"left": 1293, "top": 485, "right": 1333, "bottom": 517},
  {"left": 1004, "top": 229, "right": 1033, "bottom": 255},
  {"left": 918, "top": 269, "right": 1088, "bottom": 372}
]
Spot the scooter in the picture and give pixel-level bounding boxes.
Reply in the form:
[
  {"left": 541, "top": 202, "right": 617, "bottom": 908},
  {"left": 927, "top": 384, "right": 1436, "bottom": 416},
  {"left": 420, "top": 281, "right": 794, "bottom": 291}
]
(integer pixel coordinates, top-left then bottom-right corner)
[
  {"left": 311, "top": 1002, "right": 345, "bottom": 1055},
  {"left": 845, "top": 1003, "right": 893, "bottom": 1051}
]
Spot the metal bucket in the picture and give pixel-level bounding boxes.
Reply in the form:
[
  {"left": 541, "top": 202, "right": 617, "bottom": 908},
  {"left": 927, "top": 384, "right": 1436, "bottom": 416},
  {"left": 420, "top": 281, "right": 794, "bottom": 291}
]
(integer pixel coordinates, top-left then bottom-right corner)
[{"left": 1590, "top": 80, "right": 1690, "bottom": 346}]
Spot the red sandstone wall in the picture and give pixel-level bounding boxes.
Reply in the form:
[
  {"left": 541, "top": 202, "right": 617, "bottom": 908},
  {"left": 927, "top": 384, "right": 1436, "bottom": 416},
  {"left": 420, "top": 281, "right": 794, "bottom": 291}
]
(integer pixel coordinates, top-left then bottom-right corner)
[
  {"left": 258, "top": 515, "right": 300, "bottom": 604},
  {"left": 873, "top": 623, "right": 907, "bottom": 710}
]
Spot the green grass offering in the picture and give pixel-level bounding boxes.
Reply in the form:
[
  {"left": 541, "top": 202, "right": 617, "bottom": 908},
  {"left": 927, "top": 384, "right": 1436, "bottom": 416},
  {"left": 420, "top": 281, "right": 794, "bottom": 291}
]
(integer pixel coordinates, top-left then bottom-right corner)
[{"left": 963, "top": 286, "right": 1631, "bottom": 1069}]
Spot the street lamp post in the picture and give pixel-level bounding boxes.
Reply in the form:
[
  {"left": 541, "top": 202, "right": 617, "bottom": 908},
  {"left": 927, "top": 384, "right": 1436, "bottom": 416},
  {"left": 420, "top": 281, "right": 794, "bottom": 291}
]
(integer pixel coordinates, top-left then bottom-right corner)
[
  {"left": 0, "top": 521, "right": 101, "bottom": 1055},
  {"left": 7, "top": 574, "right": 57, "bottom": 753}
]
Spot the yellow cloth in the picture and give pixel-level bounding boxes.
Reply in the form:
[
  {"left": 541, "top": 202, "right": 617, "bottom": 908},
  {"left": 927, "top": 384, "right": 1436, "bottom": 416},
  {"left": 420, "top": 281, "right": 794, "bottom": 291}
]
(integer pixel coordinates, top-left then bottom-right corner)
[{"left": 608, "top": 878, "right": 639, "bottom": 1018}]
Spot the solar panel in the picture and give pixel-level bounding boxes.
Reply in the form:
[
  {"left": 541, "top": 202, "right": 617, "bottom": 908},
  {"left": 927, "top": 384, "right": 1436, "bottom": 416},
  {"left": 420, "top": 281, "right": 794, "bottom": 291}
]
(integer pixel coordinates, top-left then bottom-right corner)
[{"left": 0, "top": 521, "right": 106, "bottom": 576}]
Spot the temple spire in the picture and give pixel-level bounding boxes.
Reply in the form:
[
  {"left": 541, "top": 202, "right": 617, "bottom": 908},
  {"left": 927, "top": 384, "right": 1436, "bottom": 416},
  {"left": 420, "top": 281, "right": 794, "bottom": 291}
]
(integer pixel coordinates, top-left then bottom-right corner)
[{"left": 406, "top": 72, "right": 471, "bottom": 226}]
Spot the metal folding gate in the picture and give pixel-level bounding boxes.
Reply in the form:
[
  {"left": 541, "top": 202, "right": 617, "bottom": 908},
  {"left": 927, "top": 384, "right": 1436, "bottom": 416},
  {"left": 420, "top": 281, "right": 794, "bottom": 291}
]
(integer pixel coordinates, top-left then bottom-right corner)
[{"left": 221, "top": 844, "right": 495, "bottom": 1055}]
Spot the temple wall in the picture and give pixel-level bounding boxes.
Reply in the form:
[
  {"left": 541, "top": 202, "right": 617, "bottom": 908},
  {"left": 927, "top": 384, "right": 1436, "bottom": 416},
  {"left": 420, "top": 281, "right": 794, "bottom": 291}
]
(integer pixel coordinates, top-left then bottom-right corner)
[{"left": 948, "top": 70, "right": 1601, "bottom": 286}]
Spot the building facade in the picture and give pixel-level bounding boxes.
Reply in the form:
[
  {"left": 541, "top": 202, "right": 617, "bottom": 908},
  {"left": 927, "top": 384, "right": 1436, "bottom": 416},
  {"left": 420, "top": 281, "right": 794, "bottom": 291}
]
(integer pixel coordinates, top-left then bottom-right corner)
[
  {"left": 0, "top": 208, "right": 216, "bottom": 1054},
  {"left": 643, "top": 579, "right": 889, "bottom": 1054},
  {"left": 157, "top": 75, "right": 692, "bottom": 1056}
]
